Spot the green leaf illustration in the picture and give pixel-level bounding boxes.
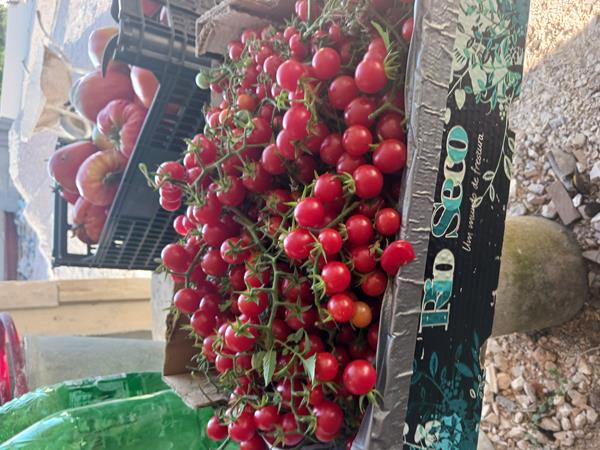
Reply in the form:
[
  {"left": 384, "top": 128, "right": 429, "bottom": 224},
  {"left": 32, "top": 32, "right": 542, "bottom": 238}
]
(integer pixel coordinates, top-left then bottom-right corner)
[
  {"left": 456, "top": 362, "right": 474, "bottom": 378},
  {"left": 482, "top": 170, "right": 494, "bottom": 181},
  {"left": 503, "top": 155, "right": 512, "bottom": 179}
]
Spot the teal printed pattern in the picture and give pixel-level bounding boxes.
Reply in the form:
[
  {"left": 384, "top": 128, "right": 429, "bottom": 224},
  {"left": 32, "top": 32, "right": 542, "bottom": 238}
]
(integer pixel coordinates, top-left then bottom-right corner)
[{"left": 404, "top": 0, "right": 530, "bottom": 448}]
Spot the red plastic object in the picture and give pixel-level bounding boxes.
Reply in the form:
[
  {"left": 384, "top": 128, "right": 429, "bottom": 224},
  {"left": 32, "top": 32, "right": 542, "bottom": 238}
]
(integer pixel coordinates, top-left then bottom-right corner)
[{"left": 0, "top": 313, "right": 28, "bottom": 405}]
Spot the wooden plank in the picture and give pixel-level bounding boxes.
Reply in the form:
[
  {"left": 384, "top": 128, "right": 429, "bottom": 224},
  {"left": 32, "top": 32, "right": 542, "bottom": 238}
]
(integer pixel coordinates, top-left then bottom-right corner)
[
  {"left": 58, "top": 278, "right": 151, "bottom": 303},
  {"left": 0, "top": 280, "right": 59, "bottom": 310},
  {"left": 9, "top": 300, "right": 152, "bottom": 336}
]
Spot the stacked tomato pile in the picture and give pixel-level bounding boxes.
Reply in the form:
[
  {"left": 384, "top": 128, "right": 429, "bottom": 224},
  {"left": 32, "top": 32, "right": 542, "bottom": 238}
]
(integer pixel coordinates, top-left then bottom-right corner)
[
  {"left": 48, "top": 10, "right": 161, "bottom": 245},
  {"left": 155, "top": 0, "right": 415, "bottom": 448}
]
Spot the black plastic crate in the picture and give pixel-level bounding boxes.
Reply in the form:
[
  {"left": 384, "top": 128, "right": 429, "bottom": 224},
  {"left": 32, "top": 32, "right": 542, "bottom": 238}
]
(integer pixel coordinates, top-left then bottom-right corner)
[{"left": 52, "top": 0, "right": 213, "bottom": 270}]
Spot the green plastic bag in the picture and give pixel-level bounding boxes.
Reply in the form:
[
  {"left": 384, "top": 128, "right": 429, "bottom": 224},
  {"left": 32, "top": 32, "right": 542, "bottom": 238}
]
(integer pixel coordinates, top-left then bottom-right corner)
[
  {"left": 0, "top": 390, "right": 237, "bottom": 450},
  {"left": 0, "top": 372, "right": 167, "bottom": 442}
]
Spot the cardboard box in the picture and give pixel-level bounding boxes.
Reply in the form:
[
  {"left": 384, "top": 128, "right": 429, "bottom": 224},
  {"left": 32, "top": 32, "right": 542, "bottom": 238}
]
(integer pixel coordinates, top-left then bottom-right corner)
[
  {"left": 162, "top": 311, "right": 226, "bottom": 408},
  {"left": 195, "top": 0, "right": 294, "bottom": 57}
]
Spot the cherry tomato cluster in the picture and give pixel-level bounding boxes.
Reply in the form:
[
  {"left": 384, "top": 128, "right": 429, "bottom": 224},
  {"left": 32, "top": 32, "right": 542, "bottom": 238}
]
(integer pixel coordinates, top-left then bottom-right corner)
[{"left": 155, "top": 0, "right": 415, "bottom": 447}]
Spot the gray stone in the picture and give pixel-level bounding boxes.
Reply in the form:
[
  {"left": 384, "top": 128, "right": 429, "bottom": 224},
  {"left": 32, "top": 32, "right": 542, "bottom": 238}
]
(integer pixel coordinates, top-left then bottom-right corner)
[
  {"left": 547, "top": 180, "right": 581, "bottom": 225},
  {"left": 508, "top": 202, "right": 527, "bottom": 216},
  {"left": 572, "top": 193, "right": 583, "bottom": 208},
  {"left": 550, "top": 149, "right": 576, "bottom": 178},
  {"left": 492, "top": 217, "right": 588, "bottom": 336},
  {"left": 541, "top": 202, "right": 557, "bottom": 218},
  {"left": 528, "top": 183, "right": 545, "bottom": 195},
  {"left": 572, "top": 133, "right": 587, "bottom": 148},
  {"left": 582, "top": 250, "right": 600, "bottom": 264},
  {"left": 478, "top": 431, "right": 496, "bottom": 450},
  {"left": 539, "top": 417, "right": 561, "bottom": 432},
  {"left": 590, "top": 162, "right": 600, "bottom": 181}
]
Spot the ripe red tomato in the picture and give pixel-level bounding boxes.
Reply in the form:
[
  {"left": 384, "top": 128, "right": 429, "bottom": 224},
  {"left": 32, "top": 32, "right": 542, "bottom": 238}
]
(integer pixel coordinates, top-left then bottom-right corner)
[
  {"left": 376, "top": 112, "right": 405, "bottom": 141},
  {"left": 367, "top": 323, "right": 379, "bottom": 349},
  {"left": 240, "top": 434, "right": 266, "bottom": 450},
  {"left": 288, "top": 33, "right": 307, "bottom": 59},
  {"left": 373, "top": 139, "right": 407, "bottom": 173},
  {"left": 224, "top": 323, "right": 257, "bottom": 352},
  {"left": 360, "top": 269, "right": 388, "bottom": 297},
  {"left": 293, "top": 154, "right": 317, "bottom": 184},
  {"left": 228, "top": 411, "right": 256, "bottom": 442},
  {"left": 199, "top": 293, "right": 221, "bottom": 316},
  {"left": 281, "top": 413, "right": 304, "bottom": 446},
  {"left": 238, "top": 292, "right": 269, "bottom": 318},
  {"left": 327, "top": 293, "right": 356, "bottom": 322},
  {"left": 261, "top": 144, "right": 286, "bottom": 175},
  {"left": 254, "top": 405, "right": 280, "bottom": 431},
  {"left": 350, "top": 245, "right": 377, "bottom": 273},
  {"left": 275, "top": 129, "right": 297, "bottom": 160},
  {"left": 336, "top": 153, "right": 366, "bottom": 174},
  {"left": 318, "top": 228, "right": 343, "bottom": 255},
  {"left": 263, "top": 55, "right": 283, "bottom": 78},
  {"left": 75, "top": 149, "right": 127, "bottom": 206},
  {"left": 276, "top": 59, "right": 306, "bottom": 91},
  {"left": 207, "top": 416, "right": 228, "bottom": 441},
  {"left": 284, "top": 228, "right": 314, "bottom": 260},
  {"left": 220, "top": 237, "right": 251, "bottom": 264},
  {"left": 316, "top": 352, "right": 339, "bottom": 381},
  {"left": 345, "top": 214, "right": 373, "bottom": 245},
  {"left": 328, "top": 75, "right": 359, "bottom": 110},
  {"left": 312, "top": 47, "right": 341, "bottom": 80},
  {"left": 201, "top": 248, "right": 229, "bottom": 276},
  {"left": 173, "top": 288, "right": 200, "bottom": 313},
  {"left": 202, "top": 222, "right": 232, "bottom": 247},
  {"left": 305, "top": 122, "right": 330, "bottom": 154},
  {"left": 375, "top": 208, "right": 401, "bottom": 236},
  {"left": 191, "top": 310, "right": 217, "bottom": 337},
  {"left": 161, "top": 243, "right": 192, "bottom": 273},
  {"left": 343, "top": 125, "right": 373, "bottom": 156},
  {"left": 294, "top": 197, "right": 325, "bottom": 228},
  {"left": 401, "top": 17, "right": 414, "bottom": 42},
  {"left": 283, "top": 105, "right": 311, "bottom": 140},
  {"left": 321, "top": 261, "right": 351, "bottom": 294},
  {"left": 380, "top": 240, "right": 416, "bottom": 275},
  {"left": 193, "top": 192, "right": 222, "bottom": 225},
  {"left": 343, "top": 360, "right": 376, "bottom": 395},
  {"left": 228, "top": 40, "right": 244, "bottom": 60},
  {"left": 217, "top": 176, "right": 246, "bottom": 206},
  {"left": 314, "top": 173, "right": 343, "bottom": 203},
  {"left": 344, "top": 96, "right": 377, "bottom": 127},
  {"left": 320, "top": 133, "right": 345, "bottom": 166},
  {"left": 284, "top": 303, "right": 317, "bottom": 330},
  {"left": 355, "top": 58, "right": 388, "bottom": 94},
  {"left": 314, "top": 400, "right": 344, "bottom": 439},
  {"left": 353, "top": 164, "right": 384, "bottom": 199},
  {"left": 71, "top": 197, "right": 107, "bottom": 245},
  {"left": 215, "top": 354, "right": 234, "bottom": 373}
]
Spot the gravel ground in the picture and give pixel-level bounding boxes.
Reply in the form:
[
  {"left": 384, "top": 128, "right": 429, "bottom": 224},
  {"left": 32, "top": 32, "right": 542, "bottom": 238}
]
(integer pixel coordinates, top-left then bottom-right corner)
[{"left": 480, "top": 1, "right": 600, "bottom": 448}]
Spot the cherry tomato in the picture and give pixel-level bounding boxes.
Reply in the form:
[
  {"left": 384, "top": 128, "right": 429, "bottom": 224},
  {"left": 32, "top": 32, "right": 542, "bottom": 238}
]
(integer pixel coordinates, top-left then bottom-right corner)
[
  {"left": 237, "top": 291, "right": 269, "bottom": 318},
  {"left": 285, "top": 303, "right": 317, "bottom": 330},
  {"left": 373, "top": 139, "right": 407, "bottom": 173},
  {"left": 242, "top": 162, "right": 273, "bottom": 193},
  {"left": 318, "top": 228, "right": 343, "bottom": 255},
  {"left": 161, "top": 243, "right": 191, "bottom": 273},
  {"left": 217, "top": 176, "right": 246, "bottom": 206},
  {"left": 283, "top": 105, "right": 311, "bottom": 140},
  {"left": 276, "top": 59, "right": 306, "bottom": 91},
  {"left": 401, "top": 17, "right": 414, "bottom": 42},
  {"left": 280, "top": 413, "right": 304, "bottom": 446},
  {"left": 294, "top": 197, "right": 325, "bottom": 228},
  {"left": 360, "top": 269, "right": 388, "bottom": 297},
  {"left": 261, "top": 144, "right": 286, "bottom": 175},
  {"left": 351, "top": 301, "right": 373, "bottom": 328},
  {"left": 316, "top": 352, "right": 339, "bottom": 381},
  {"left": 321, "top": 261, "right": 351, "bottom": 294},
  {"left": 193, "top": 192, "right": 222, "bottom": 225},
  {"left": 375, "top": 208, "right": 401, "bottom": 236},
  {"left": 240, "top": 434, "right": 266, "bottom": 450},
  {"left": 224, "top": 323, "right": 257, "bottom": 352},
  {"left": 215, "top": 354, "right": 233, "bottom": 373},
  {"left": 254, "top": 405, "right": 280, "bottom": 431},
  {"left": 207, "top": 416, "right": 228, "bottom": 441},
  {"left": 173, "top": 215, "right": 189, "bottom": 236},
  {"left": 314, "top": 400, "right": 343, "bottom": 438},
  {"left": 367, "top": 323, "right": 379, "bottom": 349},
  {"left": 345, "top": 214, "right": 373, "bottom": 245},
  {"left": 380, "top": 240, "right": 416, "bottom": 275},
  {"left": 263, "top": 55, "right": 283, "bottom": 78},
  {"left": 344, "top": 96, "right": 376, "bottom": 127},
  {"left": 228, "top": 411, "right": 256, "bottom": 442},
  {"left": 199, "top": 293, "right": 222, "bottom": 316},
  {"left": 328, "top": 75, "right": 359, "bottom": 110},
  {"left": 201, "top": 248, "right": 228, "bottom": 276},
  {"left": 353, "top": 164, "right": 384, "bottom": 199},
  {"left": 320, "top": 133, "right": 345, "bottom": 166},
  {"left": 343, "top": 125, "right": 373, "bottom": 156},
  {"left": 220, "top": 237, "right": 250, "bottom": 265},
  {"left": 191, "top": 310, "right": 217, "bottom": 337},
  {"left": 343, "top": 360, "right": 376, "bottom": 395},
  {"left": 284, "top": 228, "right": 314, "bottom": 260},
  {"left": 314, "top": 173, "right": 343, "bottom": 203},
  {"left": 327, "top": 293, "right": 356, "bottom": 322},
  {"left": 312, "top": 47, "right": 341, "bottom": 80},
  {"left": 173, "top": 288, "right": 200, "bottom": 313},
  {"left": 376, "top": 112, "right": 405, "bottom": 141},
  {"left": 350, "top": 245, "right": 377, "bottom": 273},
  {"left": 355, "top": 58, "right": 388, "bottom": 94}
]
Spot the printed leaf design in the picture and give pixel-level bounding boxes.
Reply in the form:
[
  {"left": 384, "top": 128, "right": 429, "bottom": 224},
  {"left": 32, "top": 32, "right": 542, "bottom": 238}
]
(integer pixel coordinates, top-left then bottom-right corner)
[
  {"left": 414, "top": 424, "right": 427, "bottom": 443},
  {"left": 429, "top": 352, "right": 439, "bottom": 377},
  {"left": 455, "top": 88, "right": 466, "bottom": 110},
  {"left": 503, "top": 155, "right": 513, "bottom": 179},
  {"left": 482, "top": 170, "right": 494, "bottom": 181},
  {"left": 456, "top": 362, "right": 474, "bottom": 378}
]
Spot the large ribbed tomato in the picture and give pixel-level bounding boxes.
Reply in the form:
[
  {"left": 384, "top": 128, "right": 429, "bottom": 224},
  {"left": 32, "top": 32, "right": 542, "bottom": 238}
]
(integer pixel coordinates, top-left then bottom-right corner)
[
  {"left": 71, "top": 197, "right": 107, "bottom": 244},
  {"left": 75, "top": 149, "right": 127, "bottom": 206},
  {"left": 97, "top": 99, "right": 147, "bottom": 158},
  {"left": 47, "top": 141, "right": 99, "bottom": 193}
]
